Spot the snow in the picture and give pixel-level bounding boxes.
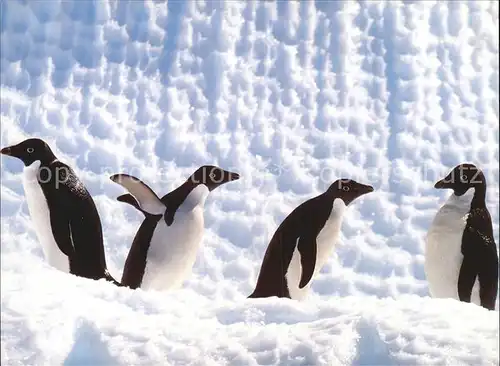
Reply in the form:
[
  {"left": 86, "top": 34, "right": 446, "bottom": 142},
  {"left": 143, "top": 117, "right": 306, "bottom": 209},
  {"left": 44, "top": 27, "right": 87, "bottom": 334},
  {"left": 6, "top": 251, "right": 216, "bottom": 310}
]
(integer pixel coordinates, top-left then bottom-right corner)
[{"left": 1, "top": 0, "right": 498, "bottom": 365}]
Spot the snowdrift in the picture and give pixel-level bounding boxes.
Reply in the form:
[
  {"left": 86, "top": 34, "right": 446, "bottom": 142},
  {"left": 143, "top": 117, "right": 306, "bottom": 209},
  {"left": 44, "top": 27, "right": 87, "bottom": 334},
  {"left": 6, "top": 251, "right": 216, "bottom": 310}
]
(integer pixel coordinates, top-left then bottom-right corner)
[{"left": 2, "top": 256, "right": 499, "bottom": 365}]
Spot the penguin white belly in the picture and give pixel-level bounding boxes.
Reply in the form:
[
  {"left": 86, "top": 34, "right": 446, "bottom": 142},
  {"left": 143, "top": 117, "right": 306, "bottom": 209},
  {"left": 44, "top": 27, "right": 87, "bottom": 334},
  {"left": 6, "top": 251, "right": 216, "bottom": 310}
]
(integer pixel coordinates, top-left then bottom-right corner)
[
  {"left": 425, "top": 190, "right": 480, "bottom": 305},
  {"left": 286, "top": 198, "right": 346, "bottom": 300},
  {"left": 22, "top": 160, "right": 70, "bottom": 273},
  {"left": 141, "top": 185, "right": 208, "bottom": 292}
]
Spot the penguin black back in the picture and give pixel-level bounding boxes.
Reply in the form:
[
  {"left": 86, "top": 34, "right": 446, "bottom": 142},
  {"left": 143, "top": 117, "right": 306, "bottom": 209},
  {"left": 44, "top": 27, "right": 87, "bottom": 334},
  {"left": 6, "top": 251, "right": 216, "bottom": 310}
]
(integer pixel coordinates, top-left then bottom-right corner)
[
  {"left": 1, "top": 138, "right": 121, "bottom": 285},
  {"left": 39, "top": 161, "right": 107, "bottom": 277},
  {"left": 248, "top": 194, "right": 332, "bottom": 298},
  {"left": 249, "top": 179, "right": 374, "bottom": 299},
  {"left": 116, "top": 193, "right": 163, "bottom": 289}
]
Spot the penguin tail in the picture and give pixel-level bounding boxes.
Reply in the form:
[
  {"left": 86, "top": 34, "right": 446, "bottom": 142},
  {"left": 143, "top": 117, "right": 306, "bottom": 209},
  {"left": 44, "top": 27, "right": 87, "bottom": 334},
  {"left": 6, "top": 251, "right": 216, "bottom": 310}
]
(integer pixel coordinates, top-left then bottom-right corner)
[
  {"left": 247, "top": 290, "right": 262, "bottom": 299},
  {"left": 103, "top": 270, "right": 124, "bottom": 287}
]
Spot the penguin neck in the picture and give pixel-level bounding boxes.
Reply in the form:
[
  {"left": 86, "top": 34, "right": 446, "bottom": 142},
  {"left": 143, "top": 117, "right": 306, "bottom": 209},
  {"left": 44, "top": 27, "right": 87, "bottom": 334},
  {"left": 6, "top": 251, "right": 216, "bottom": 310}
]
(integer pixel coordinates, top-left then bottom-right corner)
[
  {"left": 331, "top": 197, "right": 347, "bottom": 216},
  {"left": 30, "top": 151, "right": 58, "bottom": 168},
  {"left": 23, "top": 159, "right": 42, "bottom": 174},
  {"left": 448, "top": 187, "right": 484, "bottom": 210},
  {"left": 324, "top": 190, "right": 348, "bottom": 206},
  {"left": 40, "top": 158, "right": 57, "bottom": 168},
  {"left": 470, "top": 184, "right": 486, "bottom": 209},
  {"left": 170, "top": 180, "right": 210, "bottom": 212}
]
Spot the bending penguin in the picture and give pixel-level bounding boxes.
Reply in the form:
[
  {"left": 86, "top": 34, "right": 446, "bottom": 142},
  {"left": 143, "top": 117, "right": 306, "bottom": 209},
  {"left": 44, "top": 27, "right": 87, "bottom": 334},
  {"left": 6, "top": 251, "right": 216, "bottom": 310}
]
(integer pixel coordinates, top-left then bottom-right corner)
[
  {"left": 248, "top": 178, "right": 374, "bottom": 300},
  {"left": 425, "top": 163, "right": 498, "bottom": 310},
  {"left": 0, "top": 138, "right": 121, "bottom": 285},
  {"left": 110, "top": 165, "right": 240, "bottom": 291}
]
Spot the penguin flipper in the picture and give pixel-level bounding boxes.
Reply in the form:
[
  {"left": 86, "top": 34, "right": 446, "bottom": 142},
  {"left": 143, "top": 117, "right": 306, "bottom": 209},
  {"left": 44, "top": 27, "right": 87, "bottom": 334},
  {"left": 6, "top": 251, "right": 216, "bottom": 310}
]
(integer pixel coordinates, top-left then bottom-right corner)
[
  {"left": 477, "top": 258, "right": 499, "bottom": 310},
  {"left": 49, "top": 208, "right": 75, "bottom": 258},
  {"left": 297, "top": 234, "right": 317, "bottom": 289},
  {"left": 476, "top": 238, "right": 498, "bottom": 310},
  {"left": 117, "top": 194, "right": 146, "bottom": 215},
  {"left": 109, "top": 174, "right": 164, "bottom": 215},
  {"left": 457, "top": 253, "right": 478, "bottom": 303},
  {"left": 459, "top": 213, "right": 498, "bottom": 308},
  {"left": 117, "top": 193, "right": 140, "bottom": 208}
]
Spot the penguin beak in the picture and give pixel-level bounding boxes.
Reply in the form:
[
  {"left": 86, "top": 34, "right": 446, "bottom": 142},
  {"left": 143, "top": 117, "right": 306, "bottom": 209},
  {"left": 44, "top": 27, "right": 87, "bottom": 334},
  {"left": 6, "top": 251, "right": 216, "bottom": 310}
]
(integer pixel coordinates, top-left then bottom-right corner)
[
  {"left": 227, "top": 171, "right": 240, "bottom": 182},
  {"left": 434, "top": 176, "right": 451, "bottom": 189},
  {"left": 363, "top": 184, "right": 374, "bottom": 194},
  {"left": 0, "top": 146, "right": 13, "bottom": 156},
  {"left": 356, "top": 184, "right": 374, "bottom": 195},
  {"left": 434, "top": 179, "right": 445, "bottom": 189},
  {"left": 217, "top": 170, "right": 239, "bottom": 186}
]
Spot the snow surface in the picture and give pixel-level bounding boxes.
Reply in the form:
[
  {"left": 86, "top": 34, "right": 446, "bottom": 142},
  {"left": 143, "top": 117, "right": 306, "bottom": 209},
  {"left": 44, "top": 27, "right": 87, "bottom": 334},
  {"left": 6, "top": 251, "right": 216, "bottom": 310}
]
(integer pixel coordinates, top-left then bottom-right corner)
[{"left": 1, "top": 0, "right": 499, "bottom": 365}]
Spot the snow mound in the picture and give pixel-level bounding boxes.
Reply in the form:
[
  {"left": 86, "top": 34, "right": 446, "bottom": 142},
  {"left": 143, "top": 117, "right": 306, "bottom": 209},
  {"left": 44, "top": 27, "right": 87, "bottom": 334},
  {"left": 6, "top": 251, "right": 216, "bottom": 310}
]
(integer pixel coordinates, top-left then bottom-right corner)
[{"left": 2, "top": 261, "right": 499, "bottom": 365}]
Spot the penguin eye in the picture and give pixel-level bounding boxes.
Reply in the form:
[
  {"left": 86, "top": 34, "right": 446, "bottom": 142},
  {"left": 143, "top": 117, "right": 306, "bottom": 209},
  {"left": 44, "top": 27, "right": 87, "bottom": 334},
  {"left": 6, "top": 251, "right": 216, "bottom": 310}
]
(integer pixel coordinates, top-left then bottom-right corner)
[
  {"left": 342, "top": 186, "right": 350, "bottom": 191},
  {"left": 461, "top": 174, "right": 468, "bottom": 182},
  {"left": 209, "top": 172, "right": 216, "bottom": 180},
  {"left": 27, "top": 147, "right": 34, "bottom": 153}
]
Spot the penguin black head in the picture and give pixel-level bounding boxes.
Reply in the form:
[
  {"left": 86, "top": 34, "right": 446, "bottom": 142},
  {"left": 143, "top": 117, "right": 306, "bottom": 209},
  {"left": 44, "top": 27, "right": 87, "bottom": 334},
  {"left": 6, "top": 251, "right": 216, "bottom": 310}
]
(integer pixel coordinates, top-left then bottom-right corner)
[
  {"left": 434, "top": 163, "right": 486, "bottom": 196},
  {"left": 327, "top": 179, "right": 374, "bottom": 205},
  {"left": 0, "top": 138, "right": 57, "bottom": 167},
  {"left": 188, "top": 165, "right": 240, "bottom": 191}
]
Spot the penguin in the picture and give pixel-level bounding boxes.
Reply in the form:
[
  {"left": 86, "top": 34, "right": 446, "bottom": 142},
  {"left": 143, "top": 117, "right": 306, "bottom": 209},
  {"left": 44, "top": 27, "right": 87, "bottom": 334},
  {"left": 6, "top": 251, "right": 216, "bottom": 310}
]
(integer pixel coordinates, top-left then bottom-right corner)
[
  {"left": 110, "top": 165, "right": 240, "bottom": 291},
  {"left": 0, "top": 138, "right": 121, "bottom": 285},
  {"left": 425, "top": 163, "right": 498, "bottom": 310},
  {"left": 248, "top": 178, "right": 374, "bottom": 300}
]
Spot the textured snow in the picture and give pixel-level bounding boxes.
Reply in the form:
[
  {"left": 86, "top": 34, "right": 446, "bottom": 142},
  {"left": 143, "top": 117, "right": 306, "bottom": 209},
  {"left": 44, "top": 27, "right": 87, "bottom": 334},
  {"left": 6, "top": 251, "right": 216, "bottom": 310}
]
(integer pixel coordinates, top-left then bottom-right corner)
[{"left": 1, "top": 0, "right": 499, "bottom": 365}]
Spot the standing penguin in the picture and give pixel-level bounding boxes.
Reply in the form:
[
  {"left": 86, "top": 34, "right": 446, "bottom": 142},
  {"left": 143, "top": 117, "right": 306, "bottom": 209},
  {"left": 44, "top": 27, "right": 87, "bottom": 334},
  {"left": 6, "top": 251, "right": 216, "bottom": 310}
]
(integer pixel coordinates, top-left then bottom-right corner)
[
  {"left": 425, "top": 163, "right": 498, "bottom": 310},
  {"left": 110, "top": 165, "right": 240, "bottom": 291},
  {"left": 248, "top": 179, "right": 374, "bottom": 300},
  {"left": 0, "top": 138, "right": 120, "bottom": 285}
]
